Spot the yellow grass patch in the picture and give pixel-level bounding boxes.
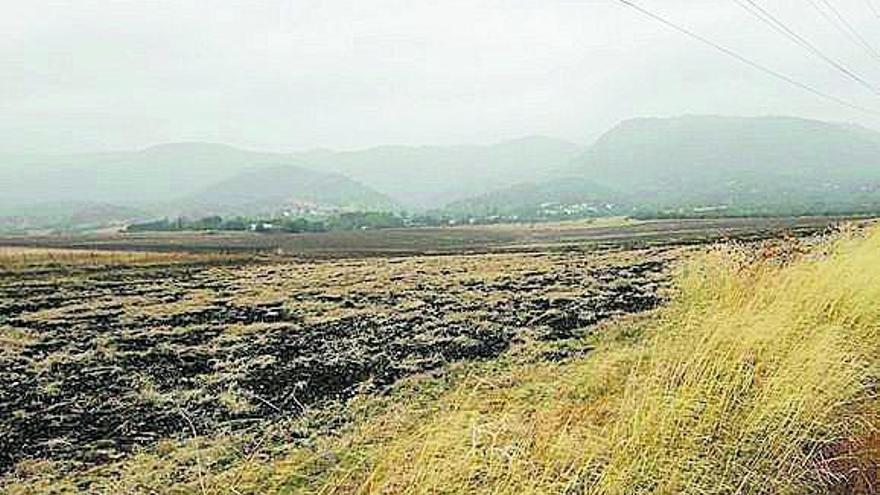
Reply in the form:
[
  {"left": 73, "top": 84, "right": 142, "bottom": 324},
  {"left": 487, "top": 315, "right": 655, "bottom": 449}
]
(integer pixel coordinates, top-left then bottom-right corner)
[{"left": 0, "top": 247, "right": 216, "bottom": 270}]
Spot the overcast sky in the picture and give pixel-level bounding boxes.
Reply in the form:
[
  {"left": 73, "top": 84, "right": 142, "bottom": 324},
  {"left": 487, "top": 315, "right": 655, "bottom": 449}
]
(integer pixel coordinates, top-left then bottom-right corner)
[{"left": 4, "top": 0, "right": 880, "bottom": 153}]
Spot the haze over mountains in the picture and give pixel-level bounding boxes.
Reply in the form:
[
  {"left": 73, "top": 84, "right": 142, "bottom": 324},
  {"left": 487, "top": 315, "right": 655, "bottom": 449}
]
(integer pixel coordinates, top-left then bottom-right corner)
[
  {"left": 581, "top": 115, "right": 880, "bottom": 205},
  {"left": 452, "top": 115, "right": 880, "bottom": 217},
  {"left": 183, "top": 165, "right": 396, "bottom": 217},
  {"left": 2, "top": 115, "right": 880, "bottom": 232},
  {"left": 290, "top": 136, "right": 582, "bottom": 208},
  {"left": 0, "top": 137, "right": 580, "bottom": 210}
]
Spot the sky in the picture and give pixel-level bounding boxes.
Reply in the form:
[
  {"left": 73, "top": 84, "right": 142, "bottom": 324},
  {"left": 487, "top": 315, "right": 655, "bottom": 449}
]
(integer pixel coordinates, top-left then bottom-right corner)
[{"left": 4, "top": 0, "right": 880, "bottom": 153}]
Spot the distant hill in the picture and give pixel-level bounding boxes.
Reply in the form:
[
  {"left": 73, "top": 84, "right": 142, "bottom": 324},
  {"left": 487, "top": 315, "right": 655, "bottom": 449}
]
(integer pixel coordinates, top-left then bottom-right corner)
[
  {"left": 182, "top": 165, "right": 396, "bottom": 216},
  {"left": 0, "top": 137, "right": 580, "bottom": 223},
  {"left": 0, "top": 143, "right": 393, "bottom": 229},
  {"left": 445, "top": 177, "right": 619, "bottom": 217},
  {"left": 0, "top": 202, "right": 147, "bottom": 234},
  {"left": 290, "top": 136, "right": 582, "bottom": 208},
  {"left": 453, "top": 116, "right": 880, "bottom": 217},
  {"left": 583, "top": 115, "right": 880, "bottom": 204},
  {"left": 0, "top": 143, "right": 287, "bottom": 209}
]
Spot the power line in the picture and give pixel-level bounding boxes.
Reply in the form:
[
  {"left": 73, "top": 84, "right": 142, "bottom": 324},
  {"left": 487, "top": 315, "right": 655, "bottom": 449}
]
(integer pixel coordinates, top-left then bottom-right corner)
[
  {"left": 733, "top": 0, "right": 880, "bottom": 95},
  {"left": 612, "top": 0, "right": 880, "bottom": 117},
  {"left": 820, "top": 0, "right": 880, "bottom": 58},
  {"left": 865, "top": 0, "right": 880, "bottom": 17},
  {"left": 809, "top": 0, "right": 880, "bottom": 62}
]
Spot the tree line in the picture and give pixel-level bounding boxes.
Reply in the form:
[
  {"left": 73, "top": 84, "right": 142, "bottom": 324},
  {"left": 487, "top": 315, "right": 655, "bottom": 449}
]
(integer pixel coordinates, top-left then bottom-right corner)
[{"left": 126, "top": 212, "right": 409, "bottom": 233}]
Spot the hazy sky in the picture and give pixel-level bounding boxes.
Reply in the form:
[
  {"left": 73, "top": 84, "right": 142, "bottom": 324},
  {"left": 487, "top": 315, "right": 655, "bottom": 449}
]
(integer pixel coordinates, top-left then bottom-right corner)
[{"left": 4, "top": 0, "right": 880, "bottom": 153}]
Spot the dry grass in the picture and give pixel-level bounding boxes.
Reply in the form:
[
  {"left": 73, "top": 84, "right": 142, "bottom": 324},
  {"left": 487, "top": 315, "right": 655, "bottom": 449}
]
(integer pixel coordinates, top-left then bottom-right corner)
[
  {"left": 6, "top": 229, "right": 880, "bottom": 494},
  {"left": 307, "top": 228, "right": 880, "bottom": 494},
  {"left": 0, "top": 325, "right": 36, "bottom": 349},
  {"left": 0, "top": 247, "right": 218, "bottom": 270}
]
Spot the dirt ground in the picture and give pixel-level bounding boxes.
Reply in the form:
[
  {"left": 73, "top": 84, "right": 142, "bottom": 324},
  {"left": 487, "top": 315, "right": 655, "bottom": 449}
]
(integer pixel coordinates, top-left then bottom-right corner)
[
  {"left": 0, "top": 216, "right": 858, "bottom": 257},
  {"left": 0, "top": 247, "right": 676, "bottom": 474}
]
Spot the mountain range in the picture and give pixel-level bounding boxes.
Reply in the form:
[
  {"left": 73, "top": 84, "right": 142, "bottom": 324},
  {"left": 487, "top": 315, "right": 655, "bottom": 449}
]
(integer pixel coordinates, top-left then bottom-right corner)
[
  {"left": 451, "top": 115, "right": 880, "bottom": 217},
  {"left": 289, "top": 136, "right": 582, "bottom": 208},
  {"left": 0, "top": 137, "right": 581, "bottom": 230},
  {"left": 2, "top": 115, "right": 880, "bottom": 232}
]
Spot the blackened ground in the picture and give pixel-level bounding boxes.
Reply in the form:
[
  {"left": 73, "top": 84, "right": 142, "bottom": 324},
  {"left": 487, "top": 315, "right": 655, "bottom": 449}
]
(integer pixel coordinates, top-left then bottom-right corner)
[{"left": 0, "top": 250, "right": 672, "bottom": 472}]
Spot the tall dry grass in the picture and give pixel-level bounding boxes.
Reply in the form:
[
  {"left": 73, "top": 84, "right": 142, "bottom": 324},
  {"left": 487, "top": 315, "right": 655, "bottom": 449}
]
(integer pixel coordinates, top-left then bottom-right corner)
[{"left": 304, "top": 228, "right": 880, "bottom": 494}]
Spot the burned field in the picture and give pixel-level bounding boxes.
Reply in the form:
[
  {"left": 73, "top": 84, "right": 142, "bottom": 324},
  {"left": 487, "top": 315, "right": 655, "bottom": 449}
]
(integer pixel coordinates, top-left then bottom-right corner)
[
  {"left": 0, "top": 246, "right": 676, "bottom": 479},
  {"left": 0, "top": 215, "right": 856, "bottom": 257}
]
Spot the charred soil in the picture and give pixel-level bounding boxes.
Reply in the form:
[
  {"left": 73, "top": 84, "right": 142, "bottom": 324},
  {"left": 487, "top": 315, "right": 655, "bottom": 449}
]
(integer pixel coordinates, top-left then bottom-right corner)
[{"left": 0, "top": 249, "right": 674, "bottom": 473}]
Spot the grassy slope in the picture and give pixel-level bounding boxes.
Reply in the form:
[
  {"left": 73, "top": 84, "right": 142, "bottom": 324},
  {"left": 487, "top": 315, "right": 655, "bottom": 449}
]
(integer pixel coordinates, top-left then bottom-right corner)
[
  {"left": 316, "top": 227, "right": 880, "bottom": 494},
  {"left": 6, "top": 228, "right": 880, "bottom": 494}
]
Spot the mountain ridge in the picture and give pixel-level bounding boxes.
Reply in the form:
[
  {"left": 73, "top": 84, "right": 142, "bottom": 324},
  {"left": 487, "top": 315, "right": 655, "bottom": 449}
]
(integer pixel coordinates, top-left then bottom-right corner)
[
  {"left": 4, "top": 116, "right": 880, "bottom": 231},
  {"left": 455, "top": 115, "right": 880, "bottom": 217}
]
